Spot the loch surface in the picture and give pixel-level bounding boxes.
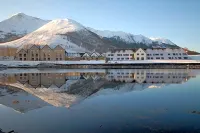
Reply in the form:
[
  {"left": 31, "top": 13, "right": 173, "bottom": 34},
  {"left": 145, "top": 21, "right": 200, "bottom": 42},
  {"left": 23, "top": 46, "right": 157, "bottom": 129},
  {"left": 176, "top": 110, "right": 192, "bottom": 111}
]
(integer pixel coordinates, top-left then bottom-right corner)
[{"left": 0, "top": 69, "right": 200, "bottom": 133}]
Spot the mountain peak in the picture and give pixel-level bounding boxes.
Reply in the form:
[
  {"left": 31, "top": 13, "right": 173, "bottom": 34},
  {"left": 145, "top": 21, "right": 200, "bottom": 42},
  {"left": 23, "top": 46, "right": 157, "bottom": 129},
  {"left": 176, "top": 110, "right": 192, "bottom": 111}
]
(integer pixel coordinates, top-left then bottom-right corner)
[
  {"left": 35, "top": 19, "right": 85, "bottom": 34},
  {"left": 0, "top": 13, "right": 49, "bottom": 36},
  {"left": 11, "top": 12, "right": 27, "bottom": 17}
]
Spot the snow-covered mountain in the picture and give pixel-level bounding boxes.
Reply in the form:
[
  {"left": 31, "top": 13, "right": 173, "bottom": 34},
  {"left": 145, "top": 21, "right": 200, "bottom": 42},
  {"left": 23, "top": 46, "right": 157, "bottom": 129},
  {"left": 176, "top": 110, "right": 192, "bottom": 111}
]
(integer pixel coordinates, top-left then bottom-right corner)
[
  {"left": 150, "top": 37, "right": 176, "bottom": 45},
  {"left": 0, "top": 19, "right": 110, "bottom": 53},
  {"left": 88, "top": 27, "right": 153, "bottom": 45},
  {"left": 0, "top": 13, "right": 178, "bottom": 53},
  {"left": 0, "top": 13, "right": 49, "bottom": 43}
]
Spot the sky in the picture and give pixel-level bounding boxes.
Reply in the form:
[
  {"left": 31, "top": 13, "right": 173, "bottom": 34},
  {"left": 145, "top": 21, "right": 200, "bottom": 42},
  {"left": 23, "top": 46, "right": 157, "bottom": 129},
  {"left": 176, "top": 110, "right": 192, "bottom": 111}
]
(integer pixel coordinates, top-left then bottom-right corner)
[{"left": 0, "top": 0, "right": 200, "bottom": 51}]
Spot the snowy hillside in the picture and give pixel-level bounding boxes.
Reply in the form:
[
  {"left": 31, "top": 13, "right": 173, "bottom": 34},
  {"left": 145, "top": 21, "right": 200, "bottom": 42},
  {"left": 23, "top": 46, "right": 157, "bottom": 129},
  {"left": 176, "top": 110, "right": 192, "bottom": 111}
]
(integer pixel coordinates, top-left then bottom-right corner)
[
  {"left": 88, "top": 27, "right": 153, "bottom": 45},
  {"left": 150, "top": 37, "right": 176, "bottom": 45},
  {"left": 0, "top": 19, "right": 90, "bottom": 53},
  {"left": 0, "top": 13, "right": 49, "bottom": 42},
  {"left": 0, "top": 13, "right": 180, "bottom": 52}
]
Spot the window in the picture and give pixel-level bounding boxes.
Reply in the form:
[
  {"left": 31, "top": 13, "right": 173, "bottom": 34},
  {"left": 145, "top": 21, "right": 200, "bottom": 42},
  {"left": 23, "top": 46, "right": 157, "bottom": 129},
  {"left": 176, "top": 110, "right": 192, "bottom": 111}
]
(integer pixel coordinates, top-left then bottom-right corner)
[
  {"left": 20, "top": 58, "right": 22, "bottom": 60},
  {"left": 141, "top": 53, "right": 144, "bottom": 55},
  {"left": 32, "top": 58, "right": 34, "bottom": 61},
  {"left": 60, "top": 58, "right": 62, "bottom": 60},
  {"left": 48, "top": 58, "right": 50, "bottom": 60},
  {"left": 160, "top": 54, "right": 163, "bottom": 56},
  {"left": 123, "top": 54, "right": 129, "bottom": 56},
  {"left": 111, "top": 54, "right": 114, "bottom": 56},
  {"left": 117, "top": 54, "right": 122, "bottom": 56},
  {"left": 121, "top": 58, "right": 124, "bottom": 60},
  {"left": 56, "top": 58, "right": 58, "bottom": 60},
  {"left": 173, "top": 53, "right": 175, "bottom": 55},
  {"left": 126, "top": 58, "right": 129, "bottom": 60},
  {"left": 137, "top": 53, "right": 139, "bottom": 55},
  {"left": 19, "top": 54, "right": 22, "bottom": 57},
  {"left": 137, "top": 57, "right": 139, "bottom": 60},
  {"left": 184, "top": 57, "right": 188, "bottom": 59},
  {"left": 151, "top": 57, "right": 153, "bottom": 59},
  {"left": 168, "top": 53, "right": 170, "bottom": 55},
  {"left": 179, "top": 53, "right": 181, "bottom": 55},
  {"left": 36, "top": 54, "right": 38, "bottom": 56},
  {"left": 161, "top": 57, "right": 164, "bottom": 59},
  {"left": 156, "top": 57, "right": 160, "bottom": 59},
  {"left": 24, "top": 58, "right": 26, "bottom": 61},
  {"left": 117, "top": 58, "right": 120, "bottom": 60},
  {"left": 24, "top": 54, "right": 26, "bottom": 56},
  {"left": 178, "top": 57, "right": 182, "bottom": 59},
  {"left": 141, "top": 57, "right": 144, "bottom": 60},
  {"left": 147, "top": 57, "right": 150, "bottom": 60}
]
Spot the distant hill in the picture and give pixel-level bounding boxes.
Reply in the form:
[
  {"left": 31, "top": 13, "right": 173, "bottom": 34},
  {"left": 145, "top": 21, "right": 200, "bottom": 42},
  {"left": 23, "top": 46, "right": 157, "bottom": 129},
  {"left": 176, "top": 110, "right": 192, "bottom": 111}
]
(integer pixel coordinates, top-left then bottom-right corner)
[{"left": 183, "top": 48, "right": 200, "bottom": 55}]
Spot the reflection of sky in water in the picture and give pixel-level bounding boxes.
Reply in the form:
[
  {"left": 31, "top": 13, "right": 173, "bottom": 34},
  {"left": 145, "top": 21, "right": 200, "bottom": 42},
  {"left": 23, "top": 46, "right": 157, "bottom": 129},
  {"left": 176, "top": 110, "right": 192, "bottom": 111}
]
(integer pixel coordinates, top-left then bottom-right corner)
[{"left": 0, "top": 69, "right": 200, "bottom": 133}]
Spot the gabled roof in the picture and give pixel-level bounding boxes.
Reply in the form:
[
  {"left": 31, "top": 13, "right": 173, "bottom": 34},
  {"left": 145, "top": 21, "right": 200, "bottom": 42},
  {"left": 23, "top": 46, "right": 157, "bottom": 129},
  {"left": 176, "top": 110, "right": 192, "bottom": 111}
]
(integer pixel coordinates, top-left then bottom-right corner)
[
  {"left": 82, "top": 52, "right": 90, "bottom": 57},
  {"left": 54, "top": 45, "right": 65, "bottom": 50},
  {"left": 90, "top": 52, "right": 100, "bottom": 57},
  {"left": 40, "top": 45, "right": 53, "bottom": 50},
  {"left": 16, "top": 48, "right": 28, "bottom": 54},
  {"left": 29, "top": 44, "right": 40, "bottom": 50}
]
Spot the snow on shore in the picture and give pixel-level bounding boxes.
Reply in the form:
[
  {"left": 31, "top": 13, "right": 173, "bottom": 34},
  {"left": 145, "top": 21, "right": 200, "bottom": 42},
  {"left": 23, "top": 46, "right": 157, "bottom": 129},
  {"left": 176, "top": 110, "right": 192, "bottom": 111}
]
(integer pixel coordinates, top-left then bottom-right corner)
[{"left": 0, "top": 60, "right": 200, "bottom": 68}]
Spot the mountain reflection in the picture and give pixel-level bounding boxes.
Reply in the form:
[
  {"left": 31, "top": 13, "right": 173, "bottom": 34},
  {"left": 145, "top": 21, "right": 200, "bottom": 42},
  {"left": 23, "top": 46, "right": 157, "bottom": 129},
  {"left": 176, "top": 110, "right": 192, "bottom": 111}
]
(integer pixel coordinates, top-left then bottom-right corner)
[{"left": 0, "top": 69, "right": 197, "bottom": 113}]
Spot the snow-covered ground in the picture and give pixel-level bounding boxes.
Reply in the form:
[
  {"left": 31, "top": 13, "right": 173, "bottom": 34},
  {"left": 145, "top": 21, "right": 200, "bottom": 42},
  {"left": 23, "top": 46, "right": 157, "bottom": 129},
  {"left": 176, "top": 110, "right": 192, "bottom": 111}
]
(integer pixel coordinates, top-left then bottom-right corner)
[
  {"left": 0, "top": 68, "right": 106, "bottom": 74},
  {"left": 0, "top": 60, "right": 200, "bottom": 68},
  {"left": 0, "top": 60, "right": 106, "bottom": 67},
  {"left": 108, "top": 60, "right": 200, "bottom": 64}
]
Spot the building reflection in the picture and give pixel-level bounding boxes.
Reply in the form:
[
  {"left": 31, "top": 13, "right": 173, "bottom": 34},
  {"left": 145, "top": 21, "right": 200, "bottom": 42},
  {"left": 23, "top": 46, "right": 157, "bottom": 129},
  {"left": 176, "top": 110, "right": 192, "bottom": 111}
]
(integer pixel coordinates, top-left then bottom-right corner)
[
  {"left": 106, "top": 69, "right": 191, "bottom": 84},
  {"left": 0, "top": 69, "right": 197, "bottom": 110}
]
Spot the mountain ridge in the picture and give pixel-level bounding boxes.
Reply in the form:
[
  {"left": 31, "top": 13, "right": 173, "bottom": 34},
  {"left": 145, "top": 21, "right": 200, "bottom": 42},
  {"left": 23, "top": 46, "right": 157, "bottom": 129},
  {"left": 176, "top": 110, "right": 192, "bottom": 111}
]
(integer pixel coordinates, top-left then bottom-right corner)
[{"left": 0, "top": 13, "right": 180, "bottom": 53}]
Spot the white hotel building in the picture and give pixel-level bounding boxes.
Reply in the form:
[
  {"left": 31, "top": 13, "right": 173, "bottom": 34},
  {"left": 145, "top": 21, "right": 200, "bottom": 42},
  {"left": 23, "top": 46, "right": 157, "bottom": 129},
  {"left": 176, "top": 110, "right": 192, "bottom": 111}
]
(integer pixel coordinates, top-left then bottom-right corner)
[
  {"left": 106, "top": 48, "right": 188, "bottom": 61},
  {"left": 146, "top": 48, "right": 188, "bottom": 60},
  {"left": 106, "top": 48, "right": 146, "bottom": 61}
]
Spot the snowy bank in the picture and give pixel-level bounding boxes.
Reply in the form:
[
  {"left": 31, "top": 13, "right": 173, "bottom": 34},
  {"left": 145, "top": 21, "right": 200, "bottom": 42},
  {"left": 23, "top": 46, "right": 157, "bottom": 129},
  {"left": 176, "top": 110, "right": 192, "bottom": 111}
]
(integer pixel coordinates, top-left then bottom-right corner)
[{"left": 0, "top": 60, "right": 200, "bottom": 68}]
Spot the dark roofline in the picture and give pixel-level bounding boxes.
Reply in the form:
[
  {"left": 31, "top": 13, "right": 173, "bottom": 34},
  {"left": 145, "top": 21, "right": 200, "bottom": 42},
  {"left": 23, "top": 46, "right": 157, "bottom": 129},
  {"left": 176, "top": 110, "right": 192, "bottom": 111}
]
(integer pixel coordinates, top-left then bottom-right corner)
[
  {"left": 40, "top": 45, "right": 53, "bottom": 50},
  {"left": 29, "top": 44, "right": 40, "bottom": 50},
  {"left": 16, "top": 48, "right": 28, "bottom": 54}
]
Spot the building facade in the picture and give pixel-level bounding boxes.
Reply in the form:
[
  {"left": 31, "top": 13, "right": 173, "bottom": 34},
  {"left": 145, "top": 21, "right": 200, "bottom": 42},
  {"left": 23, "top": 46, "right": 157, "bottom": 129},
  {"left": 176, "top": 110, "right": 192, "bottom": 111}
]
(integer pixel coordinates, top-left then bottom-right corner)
[
  {"left": 106, "top": 49, "right": 134, "bottom": 61},
  {"left": 134, "top": 48, "right": 147, "bottom": 60},
  {"left": 54, "top": 45, "right": 65, "bottom": 61},
  {"left": 0, "top": 47, "right": 17, "bottom": 61},
  {"left": 15, "top": 45, "right": 66, "bottom": 61},
  {"left": 15, "top": 49, "right": 28, "bottom": 61},
  {"left": 145, "top": 48, "right": 188, "bottom": 60},
  {"left": 28, "top": 45, "right": 40, "bottom": 61}
]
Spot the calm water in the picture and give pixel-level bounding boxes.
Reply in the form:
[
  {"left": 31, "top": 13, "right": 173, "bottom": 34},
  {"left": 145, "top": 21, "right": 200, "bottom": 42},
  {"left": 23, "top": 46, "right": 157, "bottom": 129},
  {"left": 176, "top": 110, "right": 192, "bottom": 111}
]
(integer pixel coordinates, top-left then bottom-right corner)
[{"left": 0, "top": 69, "right": 200, "bottom": 133}]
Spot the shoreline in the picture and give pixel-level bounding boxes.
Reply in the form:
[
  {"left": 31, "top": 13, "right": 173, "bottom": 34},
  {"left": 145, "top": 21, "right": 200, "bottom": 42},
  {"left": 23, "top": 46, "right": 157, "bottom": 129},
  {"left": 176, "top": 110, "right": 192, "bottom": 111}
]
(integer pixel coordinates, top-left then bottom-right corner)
[{"left": 0, "top": 60, "right": 200, "bottom": 69}]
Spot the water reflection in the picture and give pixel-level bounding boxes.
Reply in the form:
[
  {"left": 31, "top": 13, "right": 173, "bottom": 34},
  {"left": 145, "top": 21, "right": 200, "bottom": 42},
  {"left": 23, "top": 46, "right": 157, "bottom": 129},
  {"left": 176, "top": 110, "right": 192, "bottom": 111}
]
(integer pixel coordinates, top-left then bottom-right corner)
[
  {"left": 0, "top": 69, "right": 197, "bottom": 111},
  {"left": 0, "top": 69, "right": 200, "bottom": 133}
]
